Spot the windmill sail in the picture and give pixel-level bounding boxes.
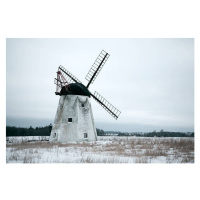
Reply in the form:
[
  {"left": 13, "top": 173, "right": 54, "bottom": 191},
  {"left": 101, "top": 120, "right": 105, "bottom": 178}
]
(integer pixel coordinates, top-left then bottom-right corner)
[
  {"left": 58, "top": 65, "right": 82, "bottom": 84},
  {"left": 91, "top": 91, "right": 121, "bottom": 120},
  {"left": 54, "top": 65, "right": 82, "bottom": 94},
  {"left": 54, "top": 77, "right": 62, "bottom": 93},
  {"left": 86, "top": 50, "right": 110, "bottom": 88}
]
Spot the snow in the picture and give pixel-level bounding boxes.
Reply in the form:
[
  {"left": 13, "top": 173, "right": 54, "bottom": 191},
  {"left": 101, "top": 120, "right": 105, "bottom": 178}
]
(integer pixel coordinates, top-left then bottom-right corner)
[{"left": 6, "top": 136, "right": 194, "bottom": 163}]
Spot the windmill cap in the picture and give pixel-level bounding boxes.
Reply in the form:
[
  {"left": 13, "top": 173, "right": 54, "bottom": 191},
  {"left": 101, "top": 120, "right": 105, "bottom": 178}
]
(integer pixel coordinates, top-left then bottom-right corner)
[{"left": 60, "top": 83, "right": 91, "bottom": 97}]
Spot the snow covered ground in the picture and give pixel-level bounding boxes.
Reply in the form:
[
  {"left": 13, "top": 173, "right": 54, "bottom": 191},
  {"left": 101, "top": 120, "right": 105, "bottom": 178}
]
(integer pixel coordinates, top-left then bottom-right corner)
[{"left": 6, "top": 136, "right": 194, "bottom": 163}]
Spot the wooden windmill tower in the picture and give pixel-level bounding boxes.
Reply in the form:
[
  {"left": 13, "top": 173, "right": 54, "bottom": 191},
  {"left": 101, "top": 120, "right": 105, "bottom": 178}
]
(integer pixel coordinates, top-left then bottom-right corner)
[{"left": 49, "top": 50, "right": 121, "bottom": 142}]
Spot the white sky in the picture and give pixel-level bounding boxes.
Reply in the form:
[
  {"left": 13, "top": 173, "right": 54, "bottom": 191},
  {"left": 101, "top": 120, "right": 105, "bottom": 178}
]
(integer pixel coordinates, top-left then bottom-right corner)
[{"left": 6, "top": 38, "right": 194, "bottom": 132}]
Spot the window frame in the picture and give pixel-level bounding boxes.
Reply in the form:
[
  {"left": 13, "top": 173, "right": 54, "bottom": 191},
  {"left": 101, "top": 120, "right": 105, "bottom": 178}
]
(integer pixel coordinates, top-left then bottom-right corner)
[{"left": 84, "top": 133, "right": 88, "bottom": 138}]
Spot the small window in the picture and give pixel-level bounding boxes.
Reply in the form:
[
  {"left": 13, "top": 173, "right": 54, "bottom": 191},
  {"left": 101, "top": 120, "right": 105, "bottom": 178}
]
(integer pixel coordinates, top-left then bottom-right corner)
[
  {"left": 81, "top": 103, "right": 84, "bottom": 107},
  {"left": 68, "top": 118, "right": 72, "bottom": 122},
  {"left": 54, "top": 132, "right": 56, "bottom": 137},
  {"left": 84, "top": 133, "right": 88, "bottom": 138}
]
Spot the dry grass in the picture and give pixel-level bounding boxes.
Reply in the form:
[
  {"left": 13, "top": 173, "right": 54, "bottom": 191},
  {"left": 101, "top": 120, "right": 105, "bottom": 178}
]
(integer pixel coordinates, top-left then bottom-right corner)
[{"left": 6, "top": 137, "right": 194, "bottom": 163}]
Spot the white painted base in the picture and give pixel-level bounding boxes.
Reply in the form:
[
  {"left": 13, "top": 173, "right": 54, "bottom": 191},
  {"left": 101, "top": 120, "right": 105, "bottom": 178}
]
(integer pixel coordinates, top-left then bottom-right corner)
[{"left": 50, "top": 95, "right": 97, "bottom": 142}]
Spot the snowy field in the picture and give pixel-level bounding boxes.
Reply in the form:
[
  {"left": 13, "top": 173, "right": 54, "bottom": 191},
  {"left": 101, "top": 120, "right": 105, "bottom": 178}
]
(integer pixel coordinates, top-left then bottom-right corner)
[{"left": 6, "top": 136, "right": 194, "bottom": 163}]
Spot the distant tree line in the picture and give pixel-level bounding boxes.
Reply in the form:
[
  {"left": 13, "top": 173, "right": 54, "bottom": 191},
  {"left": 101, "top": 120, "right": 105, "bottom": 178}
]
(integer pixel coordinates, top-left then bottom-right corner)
[
  {"left": 143, "top": 130, "right": 194, "bottom": 137},
  {"left": 116, "top": 130, "right": 194, "bottom": 137},
  {"left": 6, "top": 126, "right": 194, "bottom": 137},
  {"left": 6, "top": 125, "right": 53, "bottom": 137},
  {"left": 96, "top": 128, "right": 105, "bottom": 136},
  {"left": 6, "top": 126, "right": 106, "bottom": 137}
]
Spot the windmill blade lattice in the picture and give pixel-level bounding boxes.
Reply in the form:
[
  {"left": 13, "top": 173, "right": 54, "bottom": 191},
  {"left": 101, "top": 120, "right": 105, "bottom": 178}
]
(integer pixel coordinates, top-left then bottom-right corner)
[
  {"left": 91, "top": 91, "right": 121, "bottom": 120},
  {"left": 54, "top": 78, "right": 62, "bottom": 93},
  {"left": 54, "top": 65, "right": 82, "bottom": 94},
  {"left": 58, "top": 65, "right": 82, "bottom": 84},
  {"left": 86, "top": 50, "right": 110, "bottom": 88}
]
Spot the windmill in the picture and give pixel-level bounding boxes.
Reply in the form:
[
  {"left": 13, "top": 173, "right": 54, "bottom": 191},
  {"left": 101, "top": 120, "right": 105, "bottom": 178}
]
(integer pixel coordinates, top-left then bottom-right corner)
[{"left": 50, "top": 50, "right": 121, "bottom": 142}]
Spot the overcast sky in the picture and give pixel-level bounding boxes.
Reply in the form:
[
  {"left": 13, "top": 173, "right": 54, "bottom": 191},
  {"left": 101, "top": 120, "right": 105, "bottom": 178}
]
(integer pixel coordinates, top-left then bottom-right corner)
[{"left": 6, "top": 38, "right": 194, "bottom": 132}]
